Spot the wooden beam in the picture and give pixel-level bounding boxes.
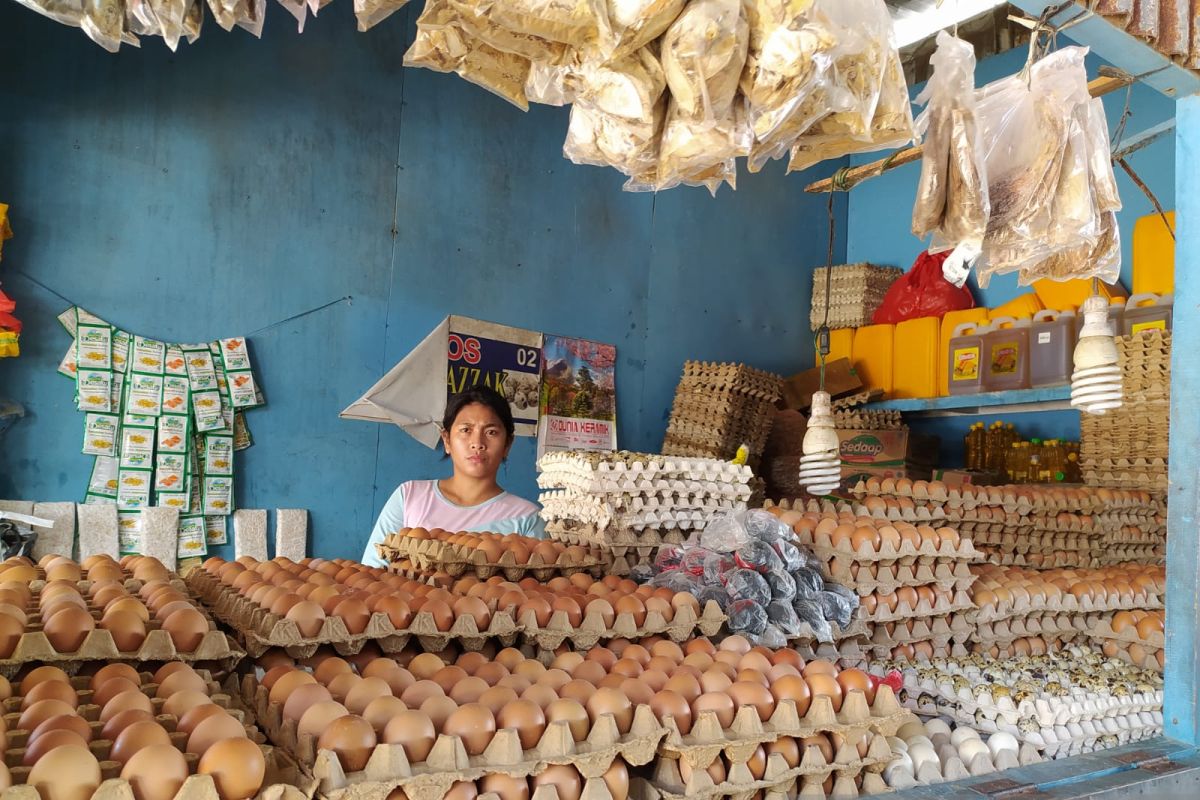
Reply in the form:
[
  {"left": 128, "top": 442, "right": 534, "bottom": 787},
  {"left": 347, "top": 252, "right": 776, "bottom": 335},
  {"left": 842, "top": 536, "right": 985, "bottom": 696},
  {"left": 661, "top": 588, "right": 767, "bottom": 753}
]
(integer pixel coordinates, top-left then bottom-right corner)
[{"left": 804, "top": 73, "right": 1135, "bottom": 194}]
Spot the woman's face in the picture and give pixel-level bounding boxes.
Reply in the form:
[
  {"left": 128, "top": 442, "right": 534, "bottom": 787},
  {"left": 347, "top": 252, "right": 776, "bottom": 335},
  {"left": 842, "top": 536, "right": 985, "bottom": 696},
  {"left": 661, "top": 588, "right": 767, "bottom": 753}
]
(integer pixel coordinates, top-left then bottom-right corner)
[{"left": 442, "top": 402, "right": 511, "bottom": 480}]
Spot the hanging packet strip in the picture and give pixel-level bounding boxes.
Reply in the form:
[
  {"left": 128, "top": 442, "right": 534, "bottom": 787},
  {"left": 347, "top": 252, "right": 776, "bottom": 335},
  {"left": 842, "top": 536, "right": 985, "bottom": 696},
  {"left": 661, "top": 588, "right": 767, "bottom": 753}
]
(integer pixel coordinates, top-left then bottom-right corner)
[
  {"left": 178, "top": 514, "right": 208, "bottom": 559},
  {"left": 83, "top": 413, "right": 118, "bottom": 457},
  {"left": 112, "top": 330, "right": 131, "bottom": 374},
  {"left": 128, "top": 336, "right": 166, "bottom": 416},
  {"left": 118, "top": 510, "right": 143, "bottom": 556},
  {"left": 183, "top": 344, "right": 224, "bottom": 432},
  {"left": 202, "top": 477, "right": 234, "bottom": 516},
  {"left": 76, "top": 321, "right": 113, "bottom": 413},
  {"left": 205, "top": 515, "right": 228, "bottom": 546},
  {"left": 219, "top": 337, "right": 261, "bottom": 409},
  {"left": 85, "top": 455, "right": 119, "bottom": 503},
  {"left": 210, "top": 343, "right": 235, "bottom": 433}
]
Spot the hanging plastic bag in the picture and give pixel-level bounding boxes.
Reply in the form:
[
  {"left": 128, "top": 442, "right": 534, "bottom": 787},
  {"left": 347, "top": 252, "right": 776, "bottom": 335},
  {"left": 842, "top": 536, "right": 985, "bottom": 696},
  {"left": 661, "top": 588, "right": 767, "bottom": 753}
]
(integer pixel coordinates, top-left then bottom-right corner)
[
  {"left": 563, "top": 48, "right": 665, "bottom": 175},
  {"left": 912, "top": 31, "right": 990, "bottom": 272},
  {"left": 728, "top": 598, "right": 769, "bottom": 636},
  {"left": 81, "top": 0, "right": 125, "bottom": 51},
  {"left": 741, "top": 0, "right": 839, "bottom": 172},
  {"left": 608, "top": 0, "right": 684, "bottom": 58},
  {"left": 527, "top": 59, "right": 582, "bottom": 106},
  {"left": 654, "top": 103, "right": 750, "bottom": 194},
  {"left": 405, "top": 0, "right": 533, "bottom": 111},
  {"left": 205, "top": 0, "right": 241, "bottom": 30},
  {"left": 13, "top": 0, "right": 84, "bottom": 26},
  {"left": 871, "top": 250, "right": 975, "bottom": 324},
  {"left": 183, "top": 0, "right": 204, "bottom": 42},
  {"left": 469, "top": 0, "right": 612, "bottom": 54},
  {"left": 354, "top": 0, "right": 409, "bottom": 32},
  {"left": 236, "top": 0, "right": 266, "bottom": 37},
  {"left": 661, "top": 0, "right": 748, "bottom": 120},
  {"left": 698, "top": 510, "right": 752, "bottom": 552},
  {"left": 450, "top": 0, "right": 571, "bottom": 65},
  {"left": 147, "top": 0, "right": 188, "bottom": 49}
]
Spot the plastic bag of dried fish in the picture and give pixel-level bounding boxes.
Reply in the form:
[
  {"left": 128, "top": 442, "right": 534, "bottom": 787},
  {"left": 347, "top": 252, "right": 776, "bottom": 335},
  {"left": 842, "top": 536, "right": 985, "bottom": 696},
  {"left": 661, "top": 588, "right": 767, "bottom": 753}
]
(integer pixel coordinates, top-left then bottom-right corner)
[
  {"left": 206, "top": 0, "right": 241, "bottom": 30},
  {"left": 237, "top": 0, "right": 266, "bottom": 37},
  {"left": 468, "top": 0, "right": 613, "bottom": 55},
  {"left": 607, "top": 0, "right": 684, "bottom": 58},
  {"left": 81, "top": 0, "right": 126, "bottom": 51},
  {"left": 741, "top": 0, "right": 839, "bottom": 172},
  {"left": 785, "top": 0, "right": 914, "bottom": 173},
  {"left": 563, "top": 48, "right": 666, "bottom": 182},
  {"left": 449, "top": 0, "right": 572, "bottom": 65},
  {"left": 973, "top": 47, "right": 1091, "bottom": 287},
  {"left": 146, "top": 0, "right": 189, "bottom": 49},
  {"left": 912, "top": 32, "right": 989, "bottom": 249},
  {"left": 13, "top": 0, "right": 84, "bottom": 26},
  {"left": 405, "top": 0, "right": 533, "bottom": 111},
  {"left": 526, "top": 59, "right": 582, "bottom": 106},
  {"left": 353, "top": 0, "right": 408, "bottom": 31}
]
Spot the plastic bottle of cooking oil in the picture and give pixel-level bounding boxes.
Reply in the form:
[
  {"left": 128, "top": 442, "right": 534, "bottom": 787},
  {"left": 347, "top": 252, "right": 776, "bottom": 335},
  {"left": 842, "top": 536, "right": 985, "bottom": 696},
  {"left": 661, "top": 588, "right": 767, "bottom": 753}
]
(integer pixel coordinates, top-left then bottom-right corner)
[
  {"left": 1123, "top": 293, "right": 1174, "bottom": 337},
  {"left": 1030, "top": 310, "right": 1077, "bottom": 388},
  {"left": 1028, "top": 439, "right": 1043, "bottom": 483},
  {"left": 947, "top": 323, "right": 987, "bottom": 395},
  {"left": 983, "top": 317, "right": 1032, "bottom": 391}
]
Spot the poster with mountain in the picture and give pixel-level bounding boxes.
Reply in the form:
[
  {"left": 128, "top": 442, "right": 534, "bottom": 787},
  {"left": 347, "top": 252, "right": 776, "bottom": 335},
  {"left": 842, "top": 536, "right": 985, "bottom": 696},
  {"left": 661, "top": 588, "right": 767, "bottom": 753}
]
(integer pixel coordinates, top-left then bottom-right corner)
[{"left": 536, "top": 335, "right": 617, "bottom": 460}]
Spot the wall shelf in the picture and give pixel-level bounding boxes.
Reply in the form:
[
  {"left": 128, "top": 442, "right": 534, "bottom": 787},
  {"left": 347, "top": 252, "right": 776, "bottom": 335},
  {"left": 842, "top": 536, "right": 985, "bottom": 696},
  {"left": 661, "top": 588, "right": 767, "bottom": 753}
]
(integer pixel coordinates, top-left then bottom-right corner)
[{"left": 862, "top": 386, "right": 1074, "bottom": 418}]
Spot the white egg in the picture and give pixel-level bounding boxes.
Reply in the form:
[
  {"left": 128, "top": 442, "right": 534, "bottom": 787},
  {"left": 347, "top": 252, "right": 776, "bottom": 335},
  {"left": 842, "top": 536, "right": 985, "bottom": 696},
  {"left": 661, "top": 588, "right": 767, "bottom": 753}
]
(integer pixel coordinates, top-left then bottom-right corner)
[
  {"left": 924, "top": 718, "right": 952, "bottom": 737},
  {"left": 896, "top": 720, "right": 926, "bottom": 741},
  {"left": 887, "top": 736, "right": 908, "bottom": 753},
  {"left": 908, "top": 743, "right": 939, "bottom": 773},
  {"left": 883, "top": 761, "right": 914, "bottom": 786},
  {"left": 950, "top": 727, "right": 981, "bottom": 747},
  {"left": 957, "top": 737, "right": 990, "bottom": 764},
  {"left": 986, "top": 731, "right": 1019, "bottom": 758}
]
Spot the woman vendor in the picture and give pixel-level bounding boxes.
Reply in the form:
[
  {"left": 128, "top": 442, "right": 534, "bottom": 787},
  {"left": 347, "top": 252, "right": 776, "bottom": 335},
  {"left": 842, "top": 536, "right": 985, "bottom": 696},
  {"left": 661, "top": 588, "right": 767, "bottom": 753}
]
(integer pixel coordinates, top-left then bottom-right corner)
[{"left": 361, "top": 386, "right": 544, "bottom": 566}]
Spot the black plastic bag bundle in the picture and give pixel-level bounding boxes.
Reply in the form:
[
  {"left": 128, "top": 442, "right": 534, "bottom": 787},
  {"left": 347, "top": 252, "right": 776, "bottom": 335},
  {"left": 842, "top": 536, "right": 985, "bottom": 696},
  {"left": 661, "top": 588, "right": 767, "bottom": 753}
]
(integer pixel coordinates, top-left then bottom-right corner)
[
  {"left": 729, "top": 599, "right": 768, "bottom": 636},
  {"left": 772, "top": 539, "right": 805, "bottom": 572},
  {"left": 696, "top": 583, "right": 729, "bottom": 611},
  {"left": 734, "top": 540, "right": 784, "bottom": 574},
  {"left": 724, "top": 568, "right": 772, "bottom": 606},
  {"left": 744, "top": 509, "right": 790, "bottom": 544},
  {"left": 654, "top": 545, "right": 684, "bottom": 573},
  {"left": 823, "top": 581, "right": 862, "bottom": 614},
  {"left": 816, "top": 590, "right": 855, "bottom": 629},
  {"left": 680, "top": 547, "right": 710, "bottom": 576},
  {"left": 792, "top": 565, "right": 826, "bottom": 595},
  {"left": 767, "top": 599, "right": 802, "bottom": 635},
  {"left": 764, "top": 568, "right": 798, "bottom": 602},
  {"left": 703, "top": 551, "right": 737, "bottom": 584}
]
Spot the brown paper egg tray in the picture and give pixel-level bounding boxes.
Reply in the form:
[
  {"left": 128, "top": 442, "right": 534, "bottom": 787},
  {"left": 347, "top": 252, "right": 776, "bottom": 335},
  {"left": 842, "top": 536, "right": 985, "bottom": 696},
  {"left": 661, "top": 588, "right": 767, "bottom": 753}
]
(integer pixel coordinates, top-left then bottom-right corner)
[
  {"left": 0, "top": 746, "right": 313, "bottom": 800},
  {"left": 517, "top": 601, "right": 726, "bottom": 652},
  {"left": 639, "top": 733, "right": 892, "bottom": 800},
  {"left": 656, "top": 689, "right": 910, "bottom": 768},
  {"left": 846, "top": 481, "right": 1164, "bottom": 515},
  {"left": 969, "top": 589, "right": 1164, "bottom": 627},
  {"left": 971, "top": 634, "right": 1088, "bottom": 658},
  {"left": 0, "top": 623, "right": 243, "bottom": 677},
  {"left": 973, "top": 613, "right": 1084, "bottom": 645},
  {"left": 380, "top": 538, "right": 612, "bottom": 581},
  {"left": 2, "top": 668, "right": 224, "bottom": 724},
  {"left": 791, "top": 536, "right": 982, "bottom": 566},
  {"left": 240, "top": 674, "right": 665, "bottom": 800},
  {"left": 546, "top": 524, "right": 689, "bottom": 552},
  {"left": 188, "top": 571, "right": 521, "bottom": 659},
  {"left": 1094, "top": 641, "right": 1163, "bottom": 671},
  {"left": 977, "top": 553, "right": 1101, "bottom": 569},
  {"left": 854, "top": 591, "right": 975, "bottom": 626},
  {"left": 862, "top": 613, "right": 972, "bottom": 647},
  {"left": 822, "top": 557, "right": 975, "bottom": 596},
  {"left": 1086, "top": 620, "right": 1165, "bottom": 650}
]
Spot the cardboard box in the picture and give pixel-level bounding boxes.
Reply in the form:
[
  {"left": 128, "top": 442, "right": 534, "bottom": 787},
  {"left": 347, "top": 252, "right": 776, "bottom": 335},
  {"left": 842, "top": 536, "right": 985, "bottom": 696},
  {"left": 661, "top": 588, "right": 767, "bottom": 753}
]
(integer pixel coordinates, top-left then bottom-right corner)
[
  {"left": 780, "top": 359, "right": 863, "bottom": 411},
  {"left": 837, "top": 430, "right": 938, "bottom": 470},
  {"left": 931, "top": 469, "right": 1002, "bottom": 488}
]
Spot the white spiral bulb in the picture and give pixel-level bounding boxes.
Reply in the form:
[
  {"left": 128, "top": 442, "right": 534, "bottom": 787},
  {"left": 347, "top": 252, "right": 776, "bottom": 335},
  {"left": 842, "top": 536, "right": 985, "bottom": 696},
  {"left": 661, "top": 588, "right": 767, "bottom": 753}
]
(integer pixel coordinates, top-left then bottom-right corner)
[
  {"left": 1071, "top": 295, "right": 1123, "bottom": 415},
  {"left": 800, "top": 391, "right": 841, "bottom": 495}
]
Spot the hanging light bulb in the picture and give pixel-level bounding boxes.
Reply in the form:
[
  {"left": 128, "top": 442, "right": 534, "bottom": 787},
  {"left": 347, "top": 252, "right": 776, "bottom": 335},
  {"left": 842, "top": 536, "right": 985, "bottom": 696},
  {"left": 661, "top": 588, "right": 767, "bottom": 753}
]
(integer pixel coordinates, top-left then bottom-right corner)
[
  {"left": 1071, "top": 294, "right": 1123, "bottom": 414},
  {"left": 800, "top": 390, "right": 841, "bottom": 495}
]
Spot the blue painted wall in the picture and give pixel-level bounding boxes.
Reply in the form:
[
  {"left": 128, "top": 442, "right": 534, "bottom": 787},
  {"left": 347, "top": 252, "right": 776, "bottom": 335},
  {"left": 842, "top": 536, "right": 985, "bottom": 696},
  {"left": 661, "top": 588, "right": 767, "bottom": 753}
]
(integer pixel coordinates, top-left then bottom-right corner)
[
  {"left": 0, "top": 3, "right": 845, "bottom": 559},
  {"left": 845, "top": 43, "right": 1177, "bottom": 463}
]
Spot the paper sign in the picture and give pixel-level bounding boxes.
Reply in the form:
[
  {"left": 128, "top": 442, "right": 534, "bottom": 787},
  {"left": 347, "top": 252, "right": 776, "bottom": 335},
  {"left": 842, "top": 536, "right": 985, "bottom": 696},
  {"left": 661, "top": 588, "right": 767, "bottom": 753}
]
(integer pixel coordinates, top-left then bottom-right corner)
[{"left": 536, "top": 335, "right": 617, "bottom": 460}]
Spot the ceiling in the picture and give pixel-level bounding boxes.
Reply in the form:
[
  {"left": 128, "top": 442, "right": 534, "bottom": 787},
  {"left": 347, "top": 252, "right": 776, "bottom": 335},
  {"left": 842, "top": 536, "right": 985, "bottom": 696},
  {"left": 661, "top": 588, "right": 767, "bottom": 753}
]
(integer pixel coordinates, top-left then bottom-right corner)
[{"left": 885, "top": 0, "right": 1011, "bottom": 47}]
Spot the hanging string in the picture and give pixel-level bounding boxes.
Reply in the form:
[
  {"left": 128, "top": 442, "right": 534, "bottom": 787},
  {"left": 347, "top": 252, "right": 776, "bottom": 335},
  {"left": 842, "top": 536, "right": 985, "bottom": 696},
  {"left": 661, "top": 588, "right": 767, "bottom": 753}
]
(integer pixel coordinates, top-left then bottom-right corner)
[{"left": 816, "top": 189, "right": 836, "bottom": 393}]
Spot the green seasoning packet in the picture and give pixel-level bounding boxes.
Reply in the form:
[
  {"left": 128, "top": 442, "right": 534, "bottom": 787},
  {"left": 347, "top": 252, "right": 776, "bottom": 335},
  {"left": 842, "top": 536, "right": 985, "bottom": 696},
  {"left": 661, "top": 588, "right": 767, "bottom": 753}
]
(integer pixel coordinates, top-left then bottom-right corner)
[
  {"left": 83, "top": 413, "right": 118, "bottom": 457},
  {"left": 204, "top": 515, "right": 228, "bottom": 546},
  {"left": 118, "top": 510, "right": 143, "bottom": 556},
  {"left": 178, "top": 514, "right": 208, "bottom": 559},
  {"left": 219, "top": 337, "right": 261, "bottom": 409}
]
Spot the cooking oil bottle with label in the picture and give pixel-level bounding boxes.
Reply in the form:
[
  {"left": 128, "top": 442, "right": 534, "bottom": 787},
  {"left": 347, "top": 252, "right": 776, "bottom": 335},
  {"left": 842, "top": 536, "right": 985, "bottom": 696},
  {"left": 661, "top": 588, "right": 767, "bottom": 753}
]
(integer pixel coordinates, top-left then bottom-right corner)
[
  {"left": 983, "top": 317, "right": 1031, "bottom": 391},
  {"left": 1123, "top": 293, "right": 1174, "bottom": 337},
  {"left": 947, "top": 323, "right": 987, "bottom": 395},
  {"left": 1030, "top": 310, "right": 1076, "bottom": 387}
]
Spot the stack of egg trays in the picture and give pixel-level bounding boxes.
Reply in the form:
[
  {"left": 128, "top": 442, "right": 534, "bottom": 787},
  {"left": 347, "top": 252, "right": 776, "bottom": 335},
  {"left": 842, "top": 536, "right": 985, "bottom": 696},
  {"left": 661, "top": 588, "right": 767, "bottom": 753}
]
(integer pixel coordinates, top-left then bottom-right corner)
[
  {"left": 661, "top": 362, "right": 782, "bottom": 468},
  {"left": 0, "top": 576, "right": 242, "bottom": 677},
  {"left": 1087, "top": 617, "right": 1164, "bottom": 671},
  {"left": 381, "top": 532, "right": 612, "bottom": 582},
  {"left": 240, "top": 672, "right": 666, "bottom": 800},
  {"left": 0, "top": 671, "right": 313, "bottom": 800},
  {"left": 809, "top": 264, "right": 901, "bottom": 331},
  {"left": 646, "top": 688, "right": 910, "bottom": 800},
  {"left": 517, "top": 598, "right": 726, "bottom": 654},
  {"left": 186, "top": 569, "right": 520, "bottom": 659}
]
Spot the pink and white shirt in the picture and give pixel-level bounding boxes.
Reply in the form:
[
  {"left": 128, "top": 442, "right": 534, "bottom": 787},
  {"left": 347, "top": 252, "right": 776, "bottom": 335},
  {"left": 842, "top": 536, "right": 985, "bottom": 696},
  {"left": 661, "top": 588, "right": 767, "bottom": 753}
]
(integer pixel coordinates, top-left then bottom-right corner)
[{"left": 362, "top": 480, "right": 544, "bottom": 566}]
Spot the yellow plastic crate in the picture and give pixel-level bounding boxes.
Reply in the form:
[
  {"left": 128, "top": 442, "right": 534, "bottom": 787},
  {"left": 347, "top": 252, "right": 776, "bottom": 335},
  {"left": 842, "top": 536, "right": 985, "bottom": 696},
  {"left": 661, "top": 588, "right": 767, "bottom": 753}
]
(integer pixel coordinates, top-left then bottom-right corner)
[
  {"left": 938, "top": 308, "right": 989, "bottom": 396},
  {"left": 988, "top": 293, "right": 1044, "bottom": 321},
  {"left": 893, "top": 317, "right": 939, "bottom": 399},
  {"left": 852, "top": 324, "right": 895, "bottom": 395},
  {"left": 1133, "top": 211, "right": 1175, "bottom": 295}
]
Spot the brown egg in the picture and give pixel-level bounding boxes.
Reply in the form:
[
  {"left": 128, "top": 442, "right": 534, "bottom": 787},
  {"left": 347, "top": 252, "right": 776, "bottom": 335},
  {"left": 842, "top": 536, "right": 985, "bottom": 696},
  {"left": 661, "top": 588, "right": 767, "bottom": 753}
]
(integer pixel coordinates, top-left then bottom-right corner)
[
  {"left": 283, "top": 683, "right": 334, "bottom": 722},
  {"left": 23, "top": 729, "right": 89, "bottom": 766},
  {"left": 400, "top": 680, "right": 445, "bottom": 707},
  {"left": 311, "top": 657, "right": 353, "bottom": 686},
  {"left": 91, "top": 663, "right": 141, "bottom": 692},
  {"left": 345, "top": 677, "right": 392, "bottom": 715},
  {"left": 93, "top": 676, "right": 140, "bottom": 709},
  {"left": 187, "top": 710, "right": 247, "bottom": 756},
  {"left": 198, "top": 738, "right": 267, "bottom": 800},
  {"left": 805, "top": 674, "right": 843, "bottom": 712},
  {"left": 497, "top": 699, "right": 546, "bottom": 749},
  {"left": 318, "top": 715, "right": 377, "bottom": 772},
  {"left": 449, "top": 676, "right": 490, "bottom": 705},
  {"left": 408, "top": 653, "right": 446, "bottom": 680},
  {"left": 443, "top": 782, "right": 477, "bottom": 800},
  {"left": 532, "top": 764, "right": 584, "bottom": 800},
  {"left": 1137, "top": 615, "right": 1164, "bottom": 639},
  {"left": 176, "top": 704, "right": 228, "bottom": 738},
  {"left": 19, "top": 698, "right": 77, "bottom": 731},
  {"left": 603, "top": 757, "right": 630, "bottom": 800},
  {"left": 481, "top": 774, "right": 529, "bottom": 800},
  {"left": 111, "top": 720, "right": 173, "bottom": 764},
  {"left": 362, "top": 696, "right": 408, "bottom": 735},
  {"left": 22, "top": 679, "right": 79, "bottom": 710},
  {"left": 430, "top": 665, "right": 469, "bottom": 695},
  {"left": 650, "top": 689, "right": 693, "bottom": 734},
  {"left": 571, "top": 660, "right": 607, "bottom": 686},
  {"left": 421, "top": 600, "right": 455, "bottom": 632},
  {"left": 0, "top": 614, "right": 23, "bottom": 658},
  {"left": 163, "top": 608, "right": 211, "bottom": 653},
  {"left": 298, "top": 700, "right": 351, "bottom": 740},
  {"left": 327, "top": 673, "right": 364, "bottom": 703},
  {"left": 692, "top": 692, "right": 736, "bottom": 728},
  {"left": 27, "top": 744, "right": 101, "bottom": 800},
  {"left": 729, "top": 681, "right": 775, "bottom": 722},
  {"left": 800, "top": 734, "right": 833, "bottom": 764},
  {"left": 43, "top": 605, "right": 95, "bottom": 653},
  {"left": 478, "top": 686, "right": 520, "bottom": 716},
  {"left": 836, "top": 669, "right": 875, "bottom": 704},
  {"left": 269, "top": 670, "right": 318, "bottom": 706},
  {"left": 382, "top": 710, "right": 437, "bottom": 763},
  {"left": 443, "top": 703, "right": 496, "bottom": 755},
  {"left": 766, "top": 736, "right": 801, "bottom": 768},
  {"left": 29, "top": 713, "right": 92, "bottom": 748},
  {"left": 157, "top": 668, "right": 209, "bottom": 698},
  {"left": 121, "top": 744, "right": 189, "bottom": 800},
  {"left": 801, "top": 660, "right": 838, "bottom": 678},
  {"left": 679, "top": 757, "right": 725, "bottom": 788},
  {"left": 586, "top": 688, "right": 633, "bottom": 734},
  {"left": 545, "top": 698, "right": 590, "bottom": 742},
  {"left": 417, "top": 695, "right": 457, "bottom": 730},
  {"left": 163, "top": 690, "right": 214, "bottom": 720},
  {"left": 285, "top": 602, "right": 327, "bottom": 637}
]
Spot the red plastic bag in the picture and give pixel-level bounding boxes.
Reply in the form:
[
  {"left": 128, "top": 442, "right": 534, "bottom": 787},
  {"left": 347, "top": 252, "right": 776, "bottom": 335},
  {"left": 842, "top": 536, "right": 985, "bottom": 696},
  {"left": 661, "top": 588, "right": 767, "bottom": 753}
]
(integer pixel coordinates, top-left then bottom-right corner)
[{"left": 872, "top": 250, "right": 975, "bottom": 324}]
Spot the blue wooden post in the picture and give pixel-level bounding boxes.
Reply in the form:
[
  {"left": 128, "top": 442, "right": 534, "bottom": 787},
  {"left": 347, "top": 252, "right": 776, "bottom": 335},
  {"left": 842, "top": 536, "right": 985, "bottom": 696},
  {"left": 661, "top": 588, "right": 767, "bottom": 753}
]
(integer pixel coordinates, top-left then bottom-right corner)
[{"left": 1165, "top": 93, "right": 1200, "bottom": 746}]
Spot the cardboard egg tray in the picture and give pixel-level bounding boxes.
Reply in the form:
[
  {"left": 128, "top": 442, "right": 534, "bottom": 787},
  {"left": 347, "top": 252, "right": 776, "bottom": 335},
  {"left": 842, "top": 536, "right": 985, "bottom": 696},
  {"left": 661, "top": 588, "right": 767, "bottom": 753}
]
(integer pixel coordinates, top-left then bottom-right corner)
[
  {"left": 545, "top": 522, "right": 687, "bottom": 552},
  {"left": 656, "top": 688, "right": 911, "bottom": 769},
  {"left": 975, "top": 635, "right": 1089, "bottom": 659},
  {"left": 539, "top": 495, "right": 745, "bottom": 535},
  {"left": 848, "top": 481, "right": 1164, "bottom": 516},
  {"left": 862, "top": 613, "right": 972, "bottom": 649},
  {"left": 973, "top": 613, "right": 1083, "bottom": 645},
  {"left": 187, "top": 571, "right": 520, "bottom": 659},
  {"left": 378, "top": 537, "right": 612, "bottom": 582},
  {"left": 639, "top": 733, "right": 892, "bottom": 800},
  {"left": 516, "top": 599, "right": 726, "bottom": 651},
  {"left": 833, "top": 409, "right": 904, "bottom": 431},
  {"left": 240, "top": 673, "right": 665, "bottom": 800},
  {"left": 822, "top": 555, "right": 975, "bottom": 596},
  {"left": 788, "top": 531, "right": 982, "bottom": 566},
  {"left": 1086, "top": 619, "right": 1164, "bottom": 651},
  {"left": 537, "top": 452, "right": 756, "bottom": 489},
  {"left": 854, "top": 591, "right": 976, "bottom": 626},
  {"left": 1096, "top": 641, "right": 1163, "bottom": 671},
  {"left": 0, "top": 744, "right": 313, "bottom": 800},
  {"left": 968, "top": 589, "right": 1163, "bottom": 627}
]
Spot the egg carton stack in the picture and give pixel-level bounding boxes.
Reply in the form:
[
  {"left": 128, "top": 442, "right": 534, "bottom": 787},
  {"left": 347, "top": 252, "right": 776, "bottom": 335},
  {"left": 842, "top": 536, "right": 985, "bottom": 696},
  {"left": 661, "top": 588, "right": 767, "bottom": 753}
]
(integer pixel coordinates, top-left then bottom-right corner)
[
  {"left": 767, "top": 499, "right": 980, "bottom": 666},
  {"left": 881, "top": 648, "right": 1164, "bottom": 760},
  {"left": 241, "top": 651, "right": 668, "bottom": 800},
  {"left": 833, "top": 409, "right": 904, "bottom": 431},
  {"left": 639, "top": 644, "right": 913, "bottom": 800},
  {"left": 809, "top": 264, "right": 902, "bottom": 331},
  {"left": 661, "top": 362, "right": 782, "bottom": 470},
  {"left": 0, "top": 553, "right": 242, "bottom": 678},
  {"left": 968, "top": 565, "right": 1165, "bottom": 659},
  {"left": 538, "top": 451, "right": 755, "bottom": 575},
  {"left": 0, "top": 661, "right": 310, "bottom": 800},
  {"left": 377, "top": 529, "right": 613, "bottom": 581},
  {"left": 1088, "top": 609, "right": 1165, "bottom": 672},
  {"left": 881, "top": 717, "right": 1041, "bottom": 791},
  {"left": 1081, "top": 331, "right": 1171, "bottom": 493}
]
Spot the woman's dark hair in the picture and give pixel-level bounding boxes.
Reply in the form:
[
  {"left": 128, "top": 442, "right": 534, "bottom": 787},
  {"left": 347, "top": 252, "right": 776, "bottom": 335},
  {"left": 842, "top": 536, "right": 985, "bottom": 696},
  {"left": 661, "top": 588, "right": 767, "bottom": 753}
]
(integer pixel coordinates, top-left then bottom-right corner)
[{"left": 442, "top": 385, "right": 515, "bottom": 444}]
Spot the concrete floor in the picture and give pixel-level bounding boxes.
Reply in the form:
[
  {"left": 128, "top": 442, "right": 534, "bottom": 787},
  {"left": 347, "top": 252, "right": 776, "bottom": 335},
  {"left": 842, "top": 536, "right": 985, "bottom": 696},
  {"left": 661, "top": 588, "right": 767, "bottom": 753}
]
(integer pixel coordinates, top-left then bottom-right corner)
[{"left": 885, "top": 737, "right": 1200, "bottom": 799}]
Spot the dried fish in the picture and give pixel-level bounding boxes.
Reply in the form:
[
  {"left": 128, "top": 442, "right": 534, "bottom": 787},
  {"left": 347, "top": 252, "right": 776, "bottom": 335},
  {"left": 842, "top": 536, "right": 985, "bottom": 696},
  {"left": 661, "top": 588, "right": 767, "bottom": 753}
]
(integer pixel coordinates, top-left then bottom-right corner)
[
  {"left": 82, "top": 0, "right": 125, "bottom": 51},
  {"left": 661, "top": 0, "right": 749, "bottom": 120},
  {"left": 149, "top": 0, "right": 188, "bottom": 49},
  {"left": 450, "top": 0, "right": 571, "bottom": 65},
  {"left": 275, "top": 0, "right": 308, "bottom": 32},
  {"left": 608, "top": 0, "right": 684, "bottom": 58},
  {"left": 469, "top": 0, "right": 612, "bottom": 53},
  {"left": 354, "top": 0, "right": 409, "bottom": 32},
  {"left": 183, "top": 0, "right": 204, "bottom": 42},
  {"left": 205, "top": 0, "right": 241, "bottom": 31},
  {"left": 236, "top": 0, "right": 266, "bottom": 37}
]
